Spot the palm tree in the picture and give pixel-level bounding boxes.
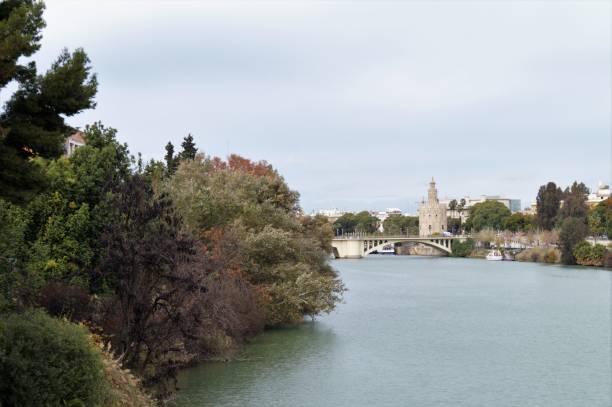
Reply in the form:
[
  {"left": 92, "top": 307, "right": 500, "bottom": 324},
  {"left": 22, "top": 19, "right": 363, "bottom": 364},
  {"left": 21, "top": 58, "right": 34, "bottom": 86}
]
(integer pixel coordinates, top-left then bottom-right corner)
[
  {"left": 457, "top": 198, "right": 466, "bottom": 234},
  {"left": 449, "top": 199, "right": 457, "bottom": 218}
]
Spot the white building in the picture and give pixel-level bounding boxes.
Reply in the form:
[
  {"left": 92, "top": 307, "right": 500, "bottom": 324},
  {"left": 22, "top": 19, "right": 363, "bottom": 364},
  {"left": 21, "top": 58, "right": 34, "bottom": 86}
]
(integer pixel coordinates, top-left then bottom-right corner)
[
  {"left": 587, "top": 182, "right": 610, "bottom": 207},
  {"left": 63, "top": 132, "right": 86, "bottom": 157},
  {"left": 312, "top": 209, "right": 346, "bottom": 223}
]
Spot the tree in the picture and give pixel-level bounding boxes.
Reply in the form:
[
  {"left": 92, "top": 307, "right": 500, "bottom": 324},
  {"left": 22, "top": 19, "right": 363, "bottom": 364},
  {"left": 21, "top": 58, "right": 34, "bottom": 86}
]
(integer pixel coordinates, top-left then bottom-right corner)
[
  {"left": 463, "top": 200, "right": 511, "bottom": 232},
  {"left": 57, "top": 122, "right": 131, "bottom": 205},
  {"left": 475, "top": 228, "right": 496, "bottom": 248},
  {"left": 448, "top": 199, "right": 457, "bottom": 217},
  {"left": 0, "top": 198, "right": 30, "bottom": 310},
  {"left": 163, "top": 141, "right": 177, "bottom": 176},
  {"left": 588, "top": 212, "right": 603, "bottom": 242},
  {"left": 383, "top": 215, "right": 419, "bottom": 235},
  {"left": 538, "top": 229, "right": 559, "bottom": 247},
  {"left": 536, "top": 182, "right": 562, "bottom": 230},
  {"left": 457, "top": 198, "right": 466, "bottom": 228},
  {"left": 0, "top": 42, "right": 97, "bottom": 203},
  {"left": 588, "top": 198, "right": 611, "bottom": 238},
  {"left": 0, "top": 0, "right": 45, "bottom": 88},
  {"left": 333, "top": 213, "right": 357, "bottom": 235},
  {"left": 447, "top": 218, "right": 461, "bottom": 234},
  {"left": 558, "top": 217, "right": 588, "bottom": 265},
  {"left": 178, "top": 133, "right": 197, "bottom": 161},
  {"left": 0, "top": 1, "right": 97, "bottom": 203},
  {"left": 165, "top": 155, "right": 344, "bottom": 328},
  {"left": 451, "top": 238, "right": 474, "bottom": 257},
  {"left": 353, "top": 211, "right": 379, "bottom": 233},
  {"left": 503, "top": 213, "right": 535, "bottom": 232},
  {"left": 94, "top": 175, "right": 198, "bottom": 393},
  {"left": 558, "top": 181, "right": 589, "bottom": 222}
]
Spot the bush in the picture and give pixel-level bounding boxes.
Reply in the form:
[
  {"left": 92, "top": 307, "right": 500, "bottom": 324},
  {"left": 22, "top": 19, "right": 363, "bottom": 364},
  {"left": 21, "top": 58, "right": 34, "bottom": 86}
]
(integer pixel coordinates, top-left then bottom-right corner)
[
  {"left": 516, "top": 247, "right": 560, "bottom": 264},
  {"left": 96, "top": 337, "right": 154, "bottom": 407},
  {"left": 573, "top": 241, "right": 606, "bottom": 267},
  {"left": 543, "top": 250, "right": 559, "bottom": 264},
  {"left": 0, "top": 311, "right": 108, "bottom": 406},
  {"left": 451, "top": 238, "right": 475, "bottom": 257}
]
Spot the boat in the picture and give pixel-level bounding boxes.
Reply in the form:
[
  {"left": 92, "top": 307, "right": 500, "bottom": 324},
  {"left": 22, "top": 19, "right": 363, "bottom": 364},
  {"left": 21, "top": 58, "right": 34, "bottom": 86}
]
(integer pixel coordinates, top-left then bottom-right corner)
[
  {"left": 377, "top": 243, "right": 396, "bottom": 255},
  {"left": 486, "top": 249, "right": 503, "bottom": 261},
  {"left": 503, "top": 252, "right": 515, "bottom": 261}
]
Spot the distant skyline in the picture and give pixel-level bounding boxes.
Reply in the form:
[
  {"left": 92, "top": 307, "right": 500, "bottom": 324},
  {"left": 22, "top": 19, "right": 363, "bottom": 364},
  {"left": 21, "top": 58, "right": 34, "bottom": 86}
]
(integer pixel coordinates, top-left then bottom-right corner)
[{"left": 3, "top": 0, "right": 610, "bottom": 213}]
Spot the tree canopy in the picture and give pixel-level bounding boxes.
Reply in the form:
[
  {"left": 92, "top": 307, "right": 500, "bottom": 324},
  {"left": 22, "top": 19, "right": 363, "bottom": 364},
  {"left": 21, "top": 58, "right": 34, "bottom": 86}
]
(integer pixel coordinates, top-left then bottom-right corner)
[
  {"left": 503, "top": 212, "right": 535, "bottom": 232},
  {"left": 558, "top": 181, "right": 589, "bottom": 222},
  {"left": 382, "top": 214, "right": 418, "bottom": 235},
  {"left": 463, "top": 200, "right": 511, "bottom": 232},
  {"left": 536, "top": 182, "right": 562, "bottom": 230},
  {"left": 332, "top": 211, "right": 379, "bottom": 234},
  {"left": 559, "top": 217, "right": 588, "bottom": 265},
  {"left": 589, "top": 198, "right": 611, "bottom": 238},
  {"left": 0, "top": 7, "right": 98, "bottom": 203}
]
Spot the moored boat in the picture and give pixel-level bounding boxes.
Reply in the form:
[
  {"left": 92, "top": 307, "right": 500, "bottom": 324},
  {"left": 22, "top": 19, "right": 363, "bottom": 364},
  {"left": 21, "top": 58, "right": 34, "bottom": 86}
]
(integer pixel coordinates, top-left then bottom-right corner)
[{"left": 486, "top": 249, "right": 503, "bottom": 261}]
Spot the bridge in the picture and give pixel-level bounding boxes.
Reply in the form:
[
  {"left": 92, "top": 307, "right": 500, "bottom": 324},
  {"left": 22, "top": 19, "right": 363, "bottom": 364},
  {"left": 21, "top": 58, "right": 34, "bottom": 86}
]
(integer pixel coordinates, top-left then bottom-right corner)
[{"left": 331, "top": 234, "right": 461, "bottom": 258}]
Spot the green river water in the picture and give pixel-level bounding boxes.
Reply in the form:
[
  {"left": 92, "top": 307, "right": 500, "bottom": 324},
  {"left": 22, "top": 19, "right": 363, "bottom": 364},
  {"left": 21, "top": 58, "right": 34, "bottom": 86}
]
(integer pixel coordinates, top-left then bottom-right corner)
[{"left": 174, "top": 256, "right": 611, "bottom": 407}]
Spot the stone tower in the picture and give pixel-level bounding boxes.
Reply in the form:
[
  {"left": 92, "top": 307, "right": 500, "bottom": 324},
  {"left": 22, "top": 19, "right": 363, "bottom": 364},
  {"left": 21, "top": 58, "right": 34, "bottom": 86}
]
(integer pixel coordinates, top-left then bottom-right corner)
[{"left": 419, "top": 177, "right": 447, "bottom": 237}]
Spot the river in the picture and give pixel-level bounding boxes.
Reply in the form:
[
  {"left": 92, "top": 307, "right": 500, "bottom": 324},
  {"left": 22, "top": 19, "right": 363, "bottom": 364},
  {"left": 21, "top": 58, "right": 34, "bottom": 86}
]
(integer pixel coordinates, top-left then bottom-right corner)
[{"left": 173, "top": 256, "right": 612, "bottom": 407}]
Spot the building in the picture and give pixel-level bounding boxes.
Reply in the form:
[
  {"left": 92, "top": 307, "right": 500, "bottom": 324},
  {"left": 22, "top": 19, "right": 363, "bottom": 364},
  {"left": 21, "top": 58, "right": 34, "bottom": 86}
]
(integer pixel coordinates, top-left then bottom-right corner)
[
  {"left": 63, "top": 132, "right": 86, "bottom": 157},
  {"left": 522, "top": 202, "right": 537, "bottom": 216},
  {"left": 587, "top": 182, "right": 610, "bottom": 208},
  {"left": 419, "top": 178, "right": 447, "bottom": 237},
  {"left": 440, "top": 195, "right": 522, "bottom": 222},
  {"left": 313, "top": 209, "right": 346, "bottom": 224}
]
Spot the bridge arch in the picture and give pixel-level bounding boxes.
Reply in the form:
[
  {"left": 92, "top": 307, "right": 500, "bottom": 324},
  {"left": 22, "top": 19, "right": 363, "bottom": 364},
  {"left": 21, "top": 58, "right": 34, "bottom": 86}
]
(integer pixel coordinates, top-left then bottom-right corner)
[{"left": 363, "top": 238, "right": 452, "bottom": 256}]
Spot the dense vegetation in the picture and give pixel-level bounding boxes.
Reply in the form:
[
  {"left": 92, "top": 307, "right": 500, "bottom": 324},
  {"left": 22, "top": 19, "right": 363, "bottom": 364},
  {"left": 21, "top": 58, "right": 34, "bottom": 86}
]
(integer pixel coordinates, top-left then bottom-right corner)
[
  {"left": 450, "top": 238, "right": 475, "bottom": 257},
  {"left": 456, "top": 181, "right": 610, "bottom": 266},
  {"left": 382, "top": 214, "right": 419, "bottom": 235},
  {"left": 535, "top": 181, "right": 609, "bottom": 265},
  {"left": 0, "top": 1, "right": 344, "bottom": 402},
  {"left": 332, "top": 211, "right": 380, "bottom": 234},
  {"left": 572, "top": 241, "right": 607, "bottom": 267}
]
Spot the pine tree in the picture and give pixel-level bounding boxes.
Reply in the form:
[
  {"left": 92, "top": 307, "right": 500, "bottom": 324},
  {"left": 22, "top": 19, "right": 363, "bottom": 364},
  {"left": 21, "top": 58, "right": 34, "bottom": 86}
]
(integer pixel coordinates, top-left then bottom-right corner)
[
  {"left": 164, "top": 141, "right": 177, "bottom": 175},
  {"left": 178, "top": 134, "right": 197, "bottom": 161},
  {"left": 0, "top": 1, "right": 97, "bottom": 203}
]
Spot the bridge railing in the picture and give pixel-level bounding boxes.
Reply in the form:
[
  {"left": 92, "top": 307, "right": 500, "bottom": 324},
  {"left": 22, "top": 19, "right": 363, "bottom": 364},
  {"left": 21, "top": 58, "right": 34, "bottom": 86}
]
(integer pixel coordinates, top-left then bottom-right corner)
[{"left": 333, "top": 232, "right": 465, "bottom": 239}]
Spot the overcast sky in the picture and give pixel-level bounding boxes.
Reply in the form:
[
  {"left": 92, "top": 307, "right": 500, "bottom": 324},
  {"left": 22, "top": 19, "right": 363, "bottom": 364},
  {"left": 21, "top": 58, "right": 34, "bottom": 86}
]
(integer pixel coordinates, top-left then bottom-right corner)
[{"left": 10, "top": 0, "right": 611, "bottom": 213}]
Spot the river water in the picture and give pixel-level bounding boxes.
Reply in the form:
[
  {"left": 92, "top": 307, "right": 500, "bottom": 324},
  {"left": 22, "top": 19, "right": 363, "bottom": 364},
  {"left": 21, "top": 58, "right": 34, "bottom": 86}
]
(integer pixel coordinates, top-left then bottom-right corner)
[{"left": 174, "top": 256, "right": 611, "bottom": 407}]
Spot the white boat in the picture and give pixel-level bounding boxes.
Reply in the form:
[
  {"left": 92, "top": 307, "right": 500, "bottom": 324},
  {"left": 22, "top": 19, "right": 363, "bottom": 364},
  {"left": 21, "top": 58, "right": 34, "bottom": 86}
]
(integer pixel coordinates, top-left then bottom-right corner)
[
  {"left": 377, "top": 243, "right": 396, "bottom": 255},
  {"left": 486, "top": 249, "right": 503, "bottom": 261}
]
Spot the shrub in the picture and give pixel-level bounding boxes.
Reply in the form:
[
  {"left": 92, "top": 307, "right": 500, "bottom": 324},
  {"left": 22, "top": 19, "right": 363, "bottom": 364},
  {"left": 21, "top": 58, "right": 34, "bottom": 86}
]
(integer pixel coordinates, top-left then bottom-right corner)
[
  {"left": 38, "top": 281, "right": 92, "bottom": 321},
  {"left": 543, "top": 249, "right": 559, "bottom": 264},
  {"left": 0, "top": 311, "right": 108, "bottom": 406},
  {"left": 573, "top": 241, "right": 606, "bottom": 267},
  {"left": 516, "top": 247, "right": 560, "bottom": 264},
  {"left": 451, "top": 238, "right": 475, "bottom": 257},
  {"left": 95, "top": 337, "right": 154, "bottom": 407},
  {"left": 605, "top": 249, "right": 612, "bottom": 268}
]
